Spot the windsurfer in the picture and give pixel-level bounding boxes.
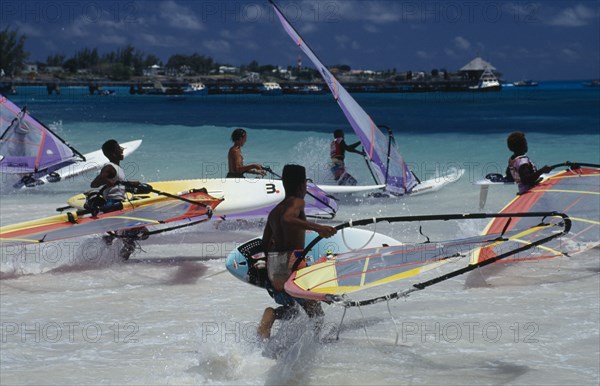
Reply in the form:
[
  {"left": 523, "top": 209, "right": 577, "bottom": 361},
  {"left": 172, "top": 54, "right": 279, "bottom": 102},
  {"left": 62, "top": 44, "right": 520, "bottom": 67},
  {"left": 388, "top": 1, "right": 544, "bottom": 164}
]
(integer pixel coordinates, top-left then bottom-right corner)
[
  {"left": 258, "top": 164, "right": 337, "bottom": 339},
  {"left": 91, "top": 139, "right": 130, "bottom": 207},
  {"left": 505, "top": 132, "right": 551, "bottom": 194},
  {"left": 90, "top": 139, "right": 146, "bottom": 258},
  {"left": 227, "top": 128, "right": 266, "bottom": 178},
  {"left": 330, "top": 129, "right": 363, "bottom": 185}
]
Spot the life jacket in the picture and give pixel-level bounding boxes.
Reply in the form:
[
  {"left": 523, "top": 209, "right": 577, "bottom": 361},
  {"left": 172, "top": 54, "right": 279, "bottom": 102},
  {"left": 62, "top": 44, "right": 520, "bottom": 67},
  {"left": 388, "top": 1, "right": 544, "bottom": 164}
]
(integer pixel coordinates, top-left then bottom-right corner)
[
  {"left": 330, "top": 137, "right": 344, "bottom": 160},
  {"left": 508, "top": 155, "right": 537, "bottom": 194},
  {"left": 102, "top": 162, "right": 127, "bottom": 201}
]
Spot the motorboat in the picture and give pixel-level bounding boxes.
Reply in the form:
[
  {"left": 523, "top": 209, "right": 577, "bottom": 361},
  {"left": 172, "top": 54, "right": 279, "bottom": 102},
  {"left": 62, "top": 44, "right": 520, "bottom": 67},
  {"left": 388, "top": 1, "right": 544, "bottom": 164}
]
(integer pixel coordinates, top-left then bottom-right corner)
[
  {"left": 513, "top": 80, "right": 538, "bottom": 87},
  {"left": 469, "top": 68, "right": 501, "bottom": 91},
  {"left": 183, "top": 82, "right": 208, "bottom": 95},
  {"left": 260, "top": 82, "right": 283, "bottom": 95}
]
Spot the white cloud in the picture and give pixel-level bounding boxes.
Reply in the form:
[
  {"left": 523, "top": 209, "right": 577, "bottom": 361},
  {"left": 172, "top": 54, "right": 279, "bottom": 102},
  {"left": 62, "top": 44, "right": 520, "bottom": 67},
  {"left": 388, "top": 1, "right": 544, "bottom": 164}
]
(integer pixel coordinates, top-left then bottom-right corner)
[
  {"left": 303, "top": 0, "right": 400, "bottom": 24},
  {"left": 202, "top": 40, "right": 231, "bottom": 55},
  {"left": 547, "top": 4, "right": 598, "bottom": 27},
  {"left": 507, "top": 3, "right": 542, "bottom": 21},
  {"left": 334, "top": 34, "right": 351, "bottom": 49},
  {"left": 69, "top": 17, "right": 91, "bottom": 37},
  {"left": 560, "top": 47, "right": 580, "bottom": 61},
  {"left": 139, "top": 33, "right": 182, "bottom": 48},
  {"left": 300, "top": 23, "right": 317, "bottom": 34},
  {"left": 364, "top": 10, "right": 400, "bottom": 24},
  {"left": 13, "top": 21, "right": 44, "bottom": 37},
  {"left": 97, "top": 34, "right": 128, "bottom": 46},
  {"left": 159, "top": 0, "right": 204, "bottom": 31},
  {"left": 219, "top": 27, "right": 259, "bottom": 51},
  {"left": 416, "top": 50, "right": 434, "bottom": 59},
  {"left": 67, "top": 12, "right": 129, "bottom": 38},
  {"left": 364, "top": 24, "right": 380, "bottom": 34},
  {"left": 444, "top": 48, "right": 457, "bottom": 57},
  {"left": 454, "top": 36, "right": 471, "bottom": 51}
]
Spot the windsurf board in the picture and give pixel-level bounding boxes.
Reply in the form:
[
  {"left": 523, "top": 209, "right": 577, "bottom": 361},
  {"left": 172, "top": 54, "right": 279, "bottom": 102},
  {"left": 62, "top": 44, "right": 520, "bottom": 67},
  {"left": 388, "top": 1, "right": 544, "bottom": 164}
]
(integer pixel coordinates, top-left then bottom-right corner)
[
  {"left": 1, "top": 189, "right": 221, "bottom": 244},
  {"left": 317, "top": 184, "right": 385, "bottom": 194},
  {"left": 226, "top": 228, "right": 401, "bottom": 290},
  {"left": 409, "top": 168, "right": 465, "bottom": 196},
  {"left": 19, "top": 139, "right": 142, "bottom": 188},
  {"left": 66, "top": 177, "right": 336, "bottom": 218}
]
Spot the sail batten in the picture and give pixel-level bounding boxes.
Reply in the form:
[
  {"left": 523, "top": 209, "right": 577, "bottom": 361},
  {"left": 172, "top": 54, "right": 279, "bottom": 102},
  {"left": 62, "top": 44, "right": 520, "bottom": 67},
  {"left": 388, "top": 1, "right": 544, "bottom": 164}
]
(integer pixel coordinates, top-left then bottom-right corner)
[{"left": 270, "top": 1, "right": 417, "bottom": 195}]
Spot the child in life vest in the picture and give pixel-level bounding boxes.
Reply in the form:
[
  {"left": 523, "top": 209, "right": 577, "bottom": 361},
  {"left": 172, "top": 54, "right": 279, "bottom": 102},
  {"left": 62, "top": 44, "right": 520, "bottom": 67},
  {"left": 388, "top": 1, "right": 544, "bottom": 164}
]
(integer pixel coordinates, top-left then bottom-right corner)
[{"left": 506, "top": 131, "right": 551, "bottom": 194}]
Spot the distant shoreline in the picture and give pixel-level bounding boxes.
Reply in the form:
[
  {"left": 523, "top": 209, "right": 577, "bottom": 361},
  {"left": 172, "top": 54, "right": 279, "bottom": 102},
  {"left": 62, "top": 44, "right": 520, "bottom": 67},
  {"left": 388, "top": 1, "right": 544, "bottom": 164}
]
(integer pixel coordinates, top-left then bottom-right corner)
[
  {"left": 1, "top": 78, "right": 492, "bottom": 94},
  {"left": 1, "top": 77, "right": 597, "bottom": 96}
]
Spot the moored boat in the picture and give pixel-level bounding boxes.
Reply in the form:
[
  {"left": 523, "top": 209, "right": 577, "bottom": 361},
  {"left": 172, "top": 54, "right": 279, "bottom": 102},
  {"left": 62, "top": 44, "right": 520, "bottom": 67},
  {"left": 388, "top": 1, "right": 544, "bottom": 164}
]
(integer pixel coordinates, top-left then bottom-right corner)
[
  {"left": 469, "top": 68, "right": 501, "bottom": 91},
  {"left": 259, "top": 82, "right": 283, "bottom": 96},
  {"left": 182, "top": 82, "right": 208, "bottom": 95}
]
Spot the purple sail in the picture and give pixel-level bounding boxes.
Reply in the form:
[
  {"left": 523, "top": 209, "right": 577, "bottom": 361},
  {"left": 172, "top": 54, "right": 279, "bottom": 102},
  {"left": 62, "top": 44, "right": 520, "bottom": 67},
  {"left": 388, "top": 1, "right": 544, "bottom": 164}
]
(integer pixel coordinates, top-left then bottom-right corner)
[
  {"left": 271, "top": 2, "right": 417, "bottom": 195},
  {"left": 0, "top": 94, "right": 84, "bottom": 176}
]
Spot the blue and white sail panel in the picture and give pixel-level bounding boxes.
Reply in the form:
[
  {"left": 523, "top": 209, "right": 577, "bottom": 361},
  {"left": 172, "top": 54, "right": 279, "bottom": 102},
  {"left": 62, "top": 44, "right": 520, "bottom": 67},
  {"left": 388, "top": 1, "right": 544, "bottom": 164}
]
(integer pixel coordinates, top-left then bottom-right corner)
[
  {"left": 0, "top": 94, "right": 84, "bottom": 175},
  {"left": 271, "top": 2, "right": 417, "bottom": 195}
]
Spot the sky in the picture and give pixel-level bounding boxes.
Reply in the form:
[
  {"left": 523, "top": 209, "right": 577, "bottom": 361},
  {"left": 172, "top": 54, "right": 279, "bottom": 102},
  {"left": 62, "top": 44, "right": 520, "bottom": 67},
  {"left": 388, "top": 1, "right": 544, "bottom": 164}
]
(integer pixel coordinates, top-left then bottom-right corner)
[{"left": 1, "top": 0, "right": 599, "bottom": 80}]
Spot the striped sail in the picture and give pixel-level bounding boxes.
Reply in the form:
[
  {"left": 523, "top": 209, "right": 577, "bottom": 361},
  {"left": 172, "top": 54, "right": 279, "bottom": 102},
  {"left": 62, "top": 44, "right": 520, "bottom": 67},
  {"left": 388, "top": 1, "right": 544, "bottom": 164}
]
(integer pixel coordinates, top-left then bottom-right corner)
[
  {"left": 0, "top": 94, "right": 84, "bottom": 176},
  {"left": 270, "top": 1, "right": 417, "bottom": 195},
  {"left": 0, "top": 191, "right": 221, "bottom": 244},
  {"left": 474, "top": 165, "right": 600, "bottom": 263},
  {"left": 285, "top": 220, "right": 567, "bottom": 302}
]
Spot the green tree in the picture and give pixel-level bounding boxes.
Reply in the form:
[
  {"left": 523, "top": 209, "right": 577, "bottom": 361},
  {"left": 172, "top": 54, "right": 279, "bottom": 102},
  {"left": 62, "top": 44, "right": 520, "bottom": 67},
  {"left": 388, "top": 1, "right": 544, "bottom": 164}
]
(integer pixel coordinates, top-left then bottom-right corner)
[
  {"left": 144, "top": 54, "right": 162, "bottom": 68},
  {"left": 166, "top": 54, "right": 187, "bottom": 70},
  {"left": 333, "top": 64, "right": 351, "bottom": 72},
  {"left": 189, "top": 53, "right": 213, "bottom": 74},
  {"left": 247, "top": 60, "right": 259, "bottom": 73},
  {"left": 46, "top": 54, "right": 65, "bottom": 67},
  {"left": 0, "top": 27, "right": 29, "bottom": 76},
  {"left": 63, "top": 58, "right": 78, "bottom": 73},
  {"left": 109, "top": 63, "right": 132, "bottom": 80}
]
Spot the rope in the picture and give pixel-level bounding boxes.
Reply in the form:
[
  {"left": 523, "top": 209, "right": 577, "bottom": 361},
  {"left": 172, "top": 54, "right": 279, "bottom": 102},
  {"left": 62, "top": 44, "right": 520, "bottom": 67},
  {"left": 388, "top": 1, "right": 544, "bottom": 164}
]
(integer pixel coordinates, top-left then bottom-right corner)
[{"left": 340, "top": 217, "right": 377, "bottom": 251}]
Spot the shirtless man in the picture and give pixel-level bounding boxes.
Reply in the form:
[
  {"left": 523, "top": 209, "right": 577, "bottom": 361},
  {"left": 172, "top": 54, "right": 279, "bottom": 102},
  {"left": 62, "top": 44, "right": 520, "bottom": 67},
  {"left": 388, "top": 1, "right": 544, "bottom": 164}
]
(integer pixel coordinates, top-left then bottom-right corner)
[
  {"left": 227, "top": 128, "right": 266, "bottom": 178},
  {"left": 257, "top": 164, "right": 337, "bottom": 339}
]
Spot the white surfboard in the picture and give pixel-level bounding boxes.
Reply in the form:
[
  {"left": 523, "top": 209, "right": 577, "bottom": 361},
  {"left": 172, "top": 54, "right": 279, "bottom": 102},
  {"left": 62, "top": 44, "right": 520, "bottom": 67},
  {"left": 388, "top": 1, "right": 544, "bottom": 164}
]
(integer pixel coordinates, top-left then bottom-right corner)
[
  {"left": 21, "top": 139, "right": 142, "bottom": 188},
  {"left": 226, "top": 228, "right": 402, "bottom": 290},
  {"left": 321, "top": 169, "right": 464, "bottom": 197},
  {"left": 475, "top": 171, "right": 557, "bottom": 210},
  {"left": 318, "top": 184, "right": 385, "bottom": 194},
  {"left": 408, "top": 168, "right": 465, "bottom": 196}
]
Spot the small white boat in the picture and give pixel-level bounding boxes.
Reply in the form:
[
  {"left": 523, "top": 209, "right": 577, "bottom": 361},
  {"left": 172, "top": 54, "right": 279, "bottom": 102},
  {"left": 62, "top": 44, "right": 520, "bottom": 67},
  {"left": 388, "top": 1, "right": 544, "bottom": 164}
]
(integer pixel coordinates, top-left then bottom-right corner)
[
  {"left": 260, "top": 82, "right": 283, "bottom": 95},
  {"left": 183, "top": 82, "right": 208, "bottom": 95},
  {"left": 469, "top": 68, "right": 501, "bottom": 91},
  {"left": 298, "top": 85, "right": 325, "bottom": 94},
  {"left": 513, "top": 80, "right": 538, "bottom": 87}
]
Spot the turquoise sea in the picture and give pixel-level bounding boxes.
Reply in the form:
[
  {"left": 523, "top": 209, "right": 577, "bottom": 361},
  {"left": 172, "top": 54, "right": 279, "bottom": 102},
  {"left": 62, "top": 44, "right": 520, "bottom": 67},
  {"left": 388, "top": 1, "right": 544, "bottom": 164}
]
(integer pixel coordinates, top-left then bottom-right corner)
[{"left": 1, "top": 82, "right": 599, "bottom": 385}]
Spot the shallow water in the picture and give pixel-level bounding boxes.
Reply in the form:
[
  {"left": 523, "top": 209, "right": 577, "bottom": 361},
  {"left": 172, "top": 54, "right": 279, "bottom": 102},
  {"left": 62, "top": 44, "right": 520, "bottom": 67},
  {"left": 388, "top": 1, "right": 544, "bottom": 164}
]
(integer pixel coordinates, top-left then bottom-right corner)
[{"left": 1, "top": 86, "right": 599, "bottom": 385}]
